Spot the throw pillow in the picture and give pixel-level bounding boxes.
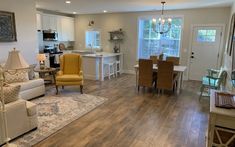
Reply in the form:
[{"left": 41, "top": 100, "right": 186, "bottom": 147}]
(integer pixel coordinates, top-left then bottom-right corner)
[
  {"left": 28, "top": 64, "right": 37, "bottom": 80},
  {"left": 4, "top": 69, "right": 29, "bottom": 83},
  {"left": 0, "top": 84, "right": 20, "bottom": 104}
]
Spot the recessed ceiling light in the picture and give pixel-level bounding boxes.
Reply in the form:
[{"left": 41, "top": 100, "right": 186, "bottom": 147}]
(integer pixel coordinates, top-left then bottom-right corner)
[
  {"left": 73, "top": 12, "right": 77, "bottom": 14},
  {"left": 103, "top": 10, "right": 107, "bottom": 13},
  {"left": 65, "top": 0, "right": 71, "bottom": 3}
]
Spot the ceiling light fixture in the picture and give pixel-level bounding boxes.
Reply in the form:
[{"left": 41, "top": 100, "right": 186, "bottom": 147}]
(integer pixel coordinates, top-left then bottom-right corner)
[
  {"left": 65, "top": 1, "right": 71, "bottom": 4},
  {"left": 152, "top": 1, "right": 172, "bottom": 34},
  {"left": 73, "top": 12, "right": 77, "bottom": 14},
  {"left": 103, "top": 10, "right": 107, "bottom": 13}
]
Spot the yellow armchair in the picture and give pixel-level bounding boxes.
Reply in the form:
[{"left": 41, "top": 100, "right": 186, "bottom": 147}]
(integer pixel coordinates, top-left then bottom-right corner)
[{"left": 55, "top": 54, "right": 84, "bottom": 94}]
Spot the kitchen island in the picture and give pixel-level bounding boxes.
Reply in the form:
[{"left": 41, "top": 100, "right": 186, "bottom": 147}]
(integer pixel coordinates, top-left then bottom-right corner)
[{"left": 72, "top": 51, "right": 123, "bottom": 81}]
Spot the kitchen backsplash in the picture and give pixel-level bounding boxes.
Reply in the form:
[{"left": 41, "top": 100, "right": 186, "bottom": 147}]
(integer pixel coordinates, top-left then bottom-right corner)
[{"left": 40, "top": 41, "right": 75, "bottom": 53}]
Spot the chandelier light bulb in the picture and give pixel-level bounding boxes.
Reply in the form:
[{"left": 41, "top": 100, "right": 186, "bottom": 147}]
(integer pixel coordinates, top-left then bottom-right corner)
[
  {"left": 152, "top": 18, "right": 157, "bottom": 22},
  {"left": 152, "top": 1, "right": 171, "bottom": 34}
]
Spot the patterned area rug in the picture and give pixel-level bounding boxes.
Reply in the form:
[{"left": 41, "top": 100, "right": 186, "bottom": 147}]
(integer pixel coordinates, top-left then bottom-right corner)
[{"left": 13, "top": 94, "right": 107, "bottom": 147}]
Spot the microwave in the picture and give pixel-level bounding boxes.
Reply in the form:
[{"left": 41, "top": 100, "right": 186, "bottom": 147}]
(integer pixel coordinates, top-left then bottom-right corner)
[{"left": 43, "top": 30, "right": 58, "bottom": 41}]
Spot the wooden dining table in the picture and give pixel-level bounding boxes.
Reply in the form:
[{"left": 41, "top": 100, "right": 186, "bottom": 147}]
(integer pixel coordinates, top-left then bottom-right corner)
[{"left": 134, "top": 64, "right": 187, "bottom": 94}]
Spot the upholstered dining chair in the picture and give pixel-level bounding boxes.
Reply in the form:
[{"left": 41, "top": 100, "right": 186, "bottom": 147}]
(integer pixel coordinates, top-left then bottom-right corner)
[
  {"left": 199, "top": 68, "right": 227, "bottom": 101},
  {"left": 157, "top": 61, "right": 178, "bottom": 94},
  {"left": 138, "top": 59, "right": 157, "bottom": 92},
  {"left": 159, "top": 53, "right": 164, "bottom": 61},
  {"left": 55, "top": 54, "right": 84, "bottom": 94},
  {"left": 166, "top": 56, "right": 180, "bottom": 65},
  {"left": 150, "top": 55, "right": 159, "bottom": 64}
]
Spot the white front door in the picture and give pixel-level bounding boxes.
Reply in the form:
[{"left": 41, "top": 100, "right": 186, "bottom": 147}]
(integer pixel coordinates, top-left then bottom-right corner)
[{"left": 189, "top": 26, "right": 223, "bottom": 81}]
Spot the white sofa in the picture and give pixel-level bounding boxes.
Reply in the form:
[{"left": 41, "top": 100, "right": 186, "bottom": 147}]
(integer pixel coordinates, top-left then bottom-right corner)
[
  {"left": 0, "top": 99, "right": 38, "bottom": 145},
  {"left": 10, "top": 78, "right": 45, "bottom": 100}
]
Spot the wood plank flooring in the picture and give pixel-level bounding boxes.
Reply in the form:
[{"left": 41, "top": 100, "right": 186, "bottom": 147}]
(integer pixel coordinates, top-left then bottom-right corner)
[{"left": 34, "top": 74, "right": 209, "bottom": 147}]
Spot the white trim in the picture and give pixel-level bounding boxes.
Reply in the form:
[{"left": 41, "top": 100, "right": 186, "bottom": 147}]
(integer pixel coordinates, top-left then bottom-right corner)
[{"left": 187, "top": 24, "right": 226, "bottom": 80}]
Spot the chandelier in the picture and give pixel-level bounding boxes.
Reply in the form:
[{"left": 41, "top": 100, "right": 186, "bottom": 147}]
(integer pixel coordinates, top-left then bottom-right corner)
[{"left": 152, "top": 1, "right": 172, "bottom": 34}]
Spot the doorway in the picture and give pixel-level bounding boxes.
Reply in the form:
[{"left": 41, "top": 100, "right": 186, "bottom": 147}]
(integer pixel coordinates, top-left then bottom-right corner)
[{"left": 188, "top": 25, "right": 224, "bottom": 81}]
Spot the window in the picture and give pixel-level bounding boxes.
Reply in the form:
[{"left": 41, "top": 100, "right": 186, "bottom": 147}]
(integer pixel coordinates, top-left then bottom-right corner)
[
  {"left": 85, "top": 31, "right": 101, "bottom": 49},
  {"left": 197, "top": 29, "right": 216, "bottom": 42},
  {"left": 138, "top": 17, "right": 183, "bottom": 59}
]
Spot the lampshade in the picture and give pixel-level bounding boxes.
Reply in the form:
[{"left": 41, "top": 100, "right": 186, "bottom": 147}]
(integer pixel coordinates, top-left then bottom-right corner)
[
  {"left": 36, "top": 54, "right": 46, "bottom": 62},
  {"left": 4, "top": 48, "right": 29, "bottom": 70}
]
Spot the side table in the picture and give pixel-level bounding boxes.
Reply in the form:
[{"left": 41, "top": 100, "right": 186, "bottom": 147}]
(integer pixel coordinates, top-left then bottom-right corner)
[{"left": 34, "top": 68, "right": 57, "bottom": 84}]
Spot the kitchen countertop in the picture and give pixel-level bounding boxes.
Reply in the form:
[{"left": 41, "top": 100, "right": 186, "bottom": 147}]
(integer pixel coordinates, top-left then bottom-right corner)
[
  {"left": 82, "top": 52, "right": 122, "bottom": 58},
  {"left": 72, "top": 50, "right": 122, "bottom": 58}
]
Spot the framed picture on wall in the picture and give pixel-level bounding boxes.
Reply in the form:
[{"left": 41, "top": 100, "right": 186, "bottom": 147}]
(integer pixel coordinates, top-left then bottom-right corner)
[{"left": 0, "top": 11, "right": 17, "bottom": 42}]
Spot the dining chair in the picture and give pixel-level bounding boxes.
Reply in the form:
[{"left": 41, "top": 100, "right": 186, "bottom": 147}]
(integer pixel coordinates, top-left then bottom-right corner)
[
  {"left": 199, "top": 68, "right": 227, "bottom": 101},
  {"left": 159, "top": 54, "right": 164, "bottom": 61},
  {"left": 157, "top": 61, "right": 178, "bottom": 94},
  {"left": 150, "top": 55, "right": 159, "bottom": 64},
  {"left": 138, "top": 59, "right": 157, "bottom": 93},
  {"left": 166, "top": 56, "right": 180, "bottom": 65}
]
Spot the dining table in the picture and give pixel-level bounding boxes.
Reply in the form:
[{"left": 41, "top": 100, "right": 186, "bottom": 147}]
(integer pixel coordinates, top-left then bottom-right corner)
[{"left": 134, "top": 64, "right": 187, "bottom": 94}]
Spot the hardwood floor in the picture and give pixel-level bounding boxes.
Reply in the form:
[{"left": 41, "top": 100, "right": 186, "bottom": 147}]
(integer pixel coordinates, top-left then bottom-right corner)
[{"left": 34, "top": 74, "right": 209, "bottom": 147}]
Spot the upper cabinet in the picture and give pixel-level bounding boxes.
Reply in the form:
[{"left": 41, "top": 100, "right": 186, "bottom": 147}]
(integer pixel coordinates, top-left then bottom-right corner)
[
  {"left": 42, "top": 14, "right": 57, "bottom": 31},
  {"left": 36, "top": 13, "right": 42, "bottom": 30},
  {"left": 58, "top": 16, "right": 75, "bottom": 41},
  {"left": 37, "top": 13, "right": 75, "bottom": 41}
]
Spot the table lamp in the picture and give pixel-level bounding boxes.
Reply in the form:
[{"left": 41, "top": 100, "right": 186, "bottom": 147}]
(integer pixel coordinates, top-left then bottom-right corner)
[
  {"left": 36, "top": 54, "right": 46, "bottom": 69},
  {"left": 1, "top": 48, "right": 29, "bottom": 147}
]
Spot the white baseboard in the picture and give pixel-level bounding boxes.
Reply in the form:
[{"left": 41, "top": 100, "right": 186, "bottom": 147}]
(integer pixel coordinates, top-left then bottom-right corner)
[
  {"left": 84, "top": 74, "right": 98, "bottom": 80},
  {"left": 123, "top": 70, "right": 135, "bottom": 74}
]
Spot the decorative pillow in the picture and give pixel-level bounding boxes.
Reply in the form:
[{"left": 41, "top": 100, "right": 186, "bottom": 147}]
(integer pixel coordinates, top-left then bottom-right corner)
[
  {"left": 0, "top": 84, "right": 20, "bottom": 104},
  {"left": 28, "top": 64, "right": 37, "bottom": 80},
  {"left": 4, "top": 69, "right": 29, "bottom": 83}
]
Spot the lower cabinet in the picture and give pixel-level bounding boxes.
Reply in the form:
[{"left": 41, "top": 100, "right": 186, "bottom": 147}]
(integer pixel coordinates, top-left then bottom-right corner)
[{"left": 212, "top": 126, "right": 235, "bottom": 147}]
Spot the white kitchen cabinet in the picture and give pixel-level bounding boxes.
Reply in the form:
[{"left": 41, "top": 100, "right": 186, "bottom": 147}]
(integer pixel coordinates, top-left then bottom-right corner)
[
  {"left": 36, "top": 13, "right": 42, "bottom": 30},
  {"left": 42, "top": 14, "right": 57, "bottom": 31},
  {"left": 59, "top": 16, "right": 75, "bottom": 41}
]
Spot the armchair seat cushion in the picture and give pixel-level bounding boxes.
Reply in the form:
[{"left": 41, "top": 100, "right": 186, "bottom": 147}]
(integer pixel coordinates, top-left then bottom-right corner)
[
  {"left": 202, "top": 76, "right": 218, "bottom": 87},
  {"left": 56, "top": 74, "right": 83, "bottom": 82}
]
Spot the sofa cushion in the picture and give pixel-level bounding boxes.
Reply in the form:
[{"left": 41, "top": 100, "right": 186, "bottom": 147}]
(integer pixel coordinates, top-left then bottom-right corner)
[
  {"left": 10, "top": 78, "right": 44, "bottom": 91},
  {"left": 4, "top": 69, "right": 29, "bottom": 84},
  {"left": 1, "top": 85, "right": 20, "bottom": 104},
  {"left": 56, "top": 74, "right": 83, "bottom": 82},
  {"left": 26, "top": 101, "right": 37, "bottom": 116}
]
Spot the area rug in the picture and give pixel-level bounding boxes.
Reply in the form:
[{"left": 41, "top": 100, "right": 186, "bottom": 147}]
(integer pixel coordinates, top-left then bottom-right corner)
[{"left": 12, "top": 94, "right": 108, "bottom": 147}]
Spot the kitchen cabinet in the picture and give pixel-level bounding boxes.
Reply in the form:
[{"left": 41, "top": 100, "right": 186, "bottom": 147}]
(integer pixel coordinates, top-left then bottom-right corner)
[
  {"left": 58, "top": 16, "right": 75, "bottom": 41},
  {"left": 36, "top": 13, "right": 42, "bottom": 30},
  {"left": 38, "top": 13, "right": 75, "bottom": 41},
  {"left": 42, "top": 14, "right": 57, "bottom": 31}
]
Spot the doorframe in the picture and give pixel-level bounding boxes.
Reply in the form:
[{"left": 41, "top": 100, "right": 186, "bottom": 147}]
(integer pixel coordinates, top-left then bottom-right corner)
[{"left": 187, "top": 24, "right": 226, "bottom": 80}]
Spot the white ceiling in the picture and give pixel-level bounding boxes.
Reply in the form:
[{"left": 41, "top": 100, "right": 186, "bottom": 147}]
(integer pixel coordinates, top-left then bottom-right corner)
[{"left": 35, "top": 0, "right": 234, "bottom": 15}]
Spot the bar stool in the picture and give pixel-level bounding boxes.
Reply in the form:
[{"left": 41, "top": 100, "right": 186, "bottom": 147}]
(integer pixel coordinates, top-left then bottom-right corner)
[
  {"left": 115, "top": 60, "right": 121, "bottom": 77},
  {"left": 104, "top": 62, "right": 115, "bottom": 79}
]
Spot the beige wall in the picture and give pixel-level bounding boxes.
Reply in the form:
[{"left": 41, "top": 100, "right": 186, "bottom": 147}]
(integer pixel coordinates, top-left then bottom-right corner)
[
  {"left": 223, "top": 2, "right": 235, "bottom": 90},
  {"left": 0, "top": 0, "right": 38, "bottom": 64},
  {"left": 75, "top": 7, "right": 230, "bottom": 78}
]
